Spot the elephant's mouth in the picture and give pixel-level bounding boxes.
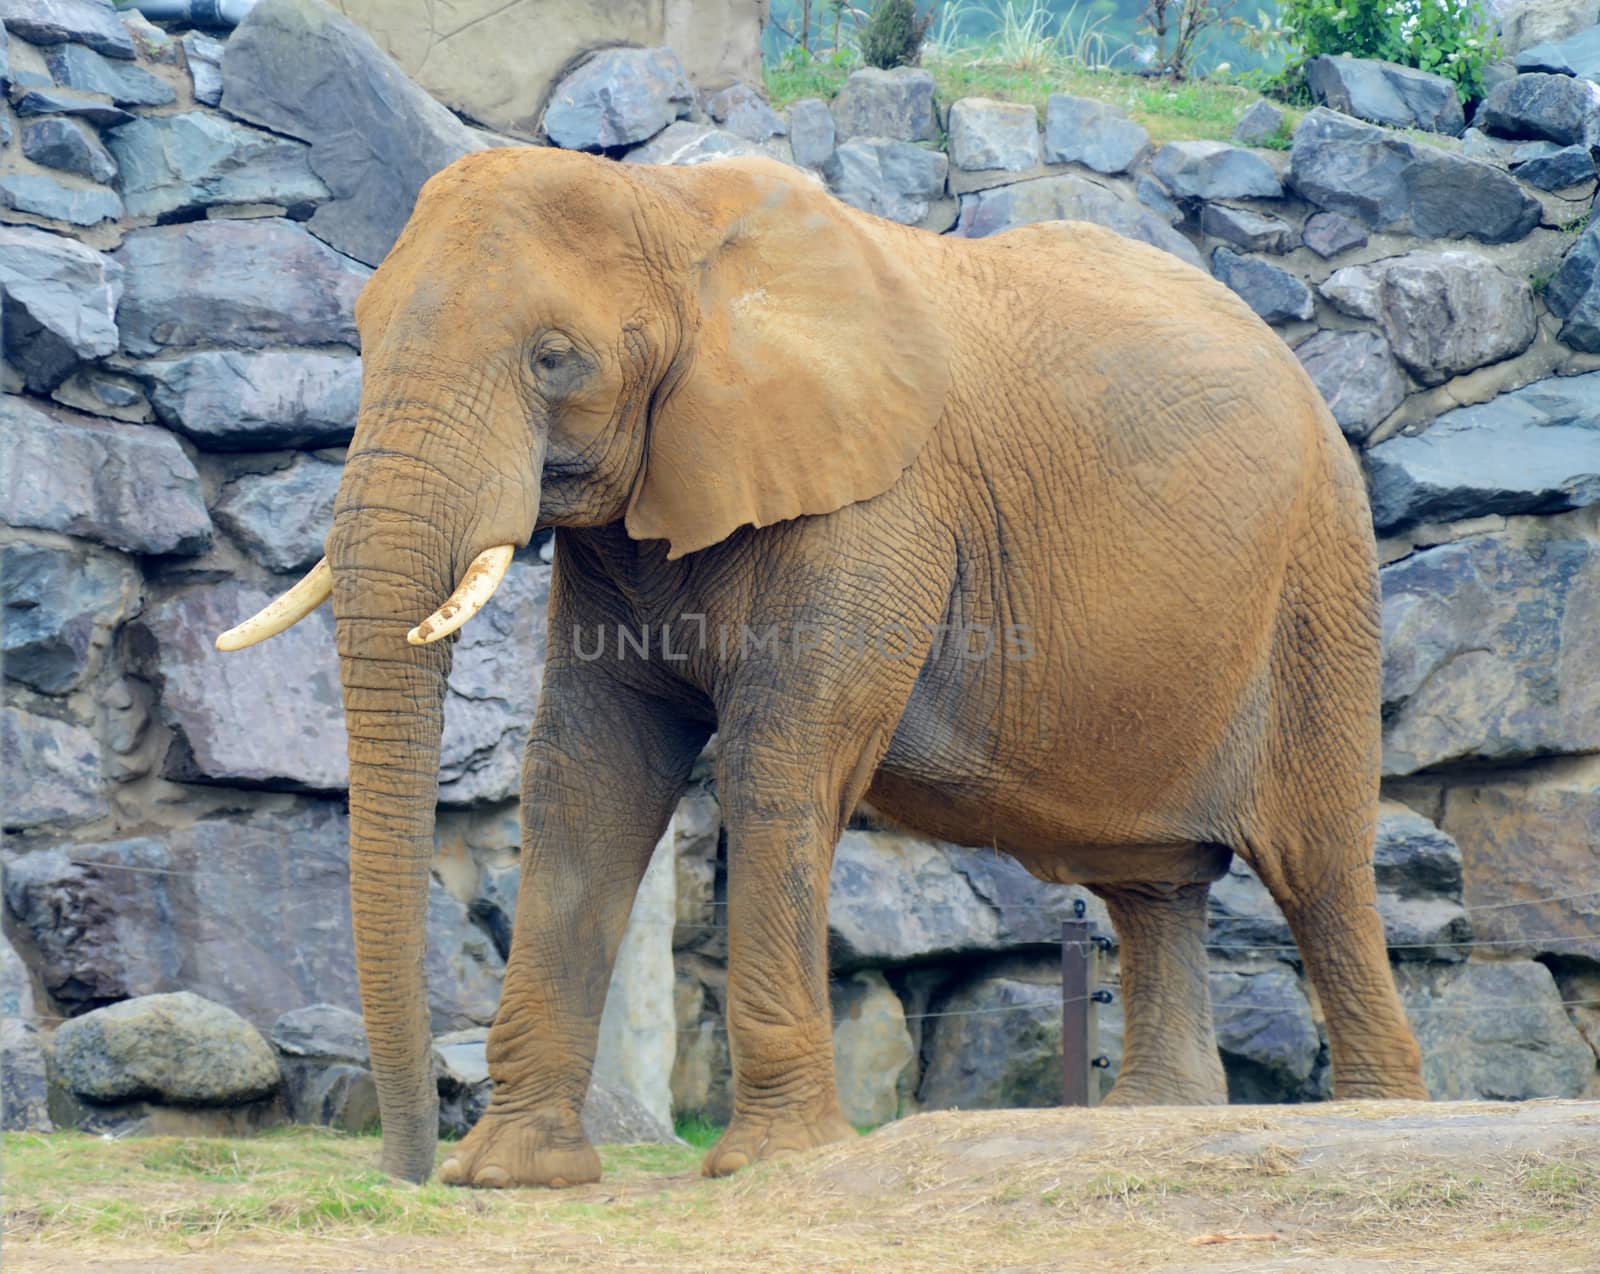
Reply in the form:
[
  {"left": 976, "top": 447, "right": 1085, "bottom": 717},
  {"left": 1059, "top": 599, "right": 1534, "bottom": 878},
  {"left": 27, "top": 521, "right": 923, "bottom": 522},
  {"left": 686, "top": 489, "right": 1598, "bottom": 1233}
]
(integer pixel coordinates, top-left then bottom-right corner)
[{"left": 213, "top": 542, "right": 517, "bottom": 652}]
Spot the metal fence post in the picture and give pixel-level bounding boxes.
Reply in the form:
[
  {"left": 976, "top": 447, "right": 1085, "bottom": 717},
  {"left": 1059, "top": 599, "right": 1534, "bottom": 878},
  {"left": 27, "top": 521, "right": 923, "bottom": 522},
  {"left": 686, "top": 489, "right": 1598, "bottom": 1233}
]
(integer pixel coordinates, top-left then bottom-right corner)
[{"left": 1061, "top": 907, "right": 1101, "bottom": 1106}]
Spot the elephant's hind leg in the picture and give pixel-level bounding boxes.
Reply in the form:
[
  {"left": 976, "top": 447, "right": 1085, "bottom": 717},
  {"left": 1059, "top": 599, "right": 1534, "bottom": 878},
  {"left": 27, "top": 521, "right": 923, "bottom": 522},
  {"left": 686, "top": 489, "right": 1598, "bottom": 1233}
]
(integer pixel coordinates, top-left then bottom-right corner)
[{"left": 1091, "top": 881, "right": 1228, "bottom": 1106}]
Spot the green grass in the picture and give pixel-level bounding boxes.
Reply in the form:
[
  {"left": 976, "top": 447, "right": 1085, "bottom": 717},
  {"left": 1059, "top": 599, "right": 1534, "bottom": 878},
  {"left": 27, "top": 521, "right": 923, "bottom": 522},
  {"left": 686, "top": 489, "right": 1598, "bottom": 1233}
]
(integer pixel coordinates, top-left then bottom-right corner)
[
  {"left": 672, "top": 1113, "right": 723, "bottom": 1150},
  {"left": 765, "top": 58, "right": 1300, "bottom": 147}
]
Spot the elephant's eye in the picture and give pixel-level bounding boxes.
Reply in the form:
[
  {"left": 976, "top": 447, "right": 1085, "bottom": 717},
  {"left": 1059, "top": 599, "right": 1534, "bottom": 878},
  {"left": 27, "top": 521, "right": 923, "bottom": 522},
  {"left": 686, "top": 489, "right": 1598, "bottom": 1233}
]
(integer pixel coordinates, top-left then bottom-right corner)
[{"left": 529, "top": 335, "right": 590, "bottom": 398}]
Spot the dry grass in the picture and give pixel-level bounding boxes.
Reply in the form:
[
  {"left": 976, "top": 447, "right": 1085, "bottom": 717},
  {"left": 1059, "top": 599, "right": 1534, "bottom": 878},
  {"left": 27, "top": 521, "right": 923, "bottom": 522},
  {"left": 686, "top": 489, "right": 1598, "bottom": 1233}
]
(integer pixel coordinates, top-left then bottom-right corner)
[{"left": 6, "top": 1103, "right": 1600, "bottom": 1273}]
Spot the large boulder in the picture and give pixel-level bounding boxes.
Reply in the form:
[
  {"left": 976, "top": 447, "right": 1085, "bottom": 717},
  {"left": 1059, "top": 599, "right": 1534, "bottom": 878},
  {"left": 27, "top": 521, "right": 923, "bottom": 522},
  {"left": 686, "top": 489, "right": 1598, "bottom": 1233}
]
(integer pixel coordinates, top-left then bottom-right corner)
[
  {"left": 1211, "top": 247, "right": 1315, "bottom": 324},
  {"left": 1381, "top": 533, "right": 1600, "bottom": 774},
  {"left": 138, "top": 350, "right": 361, "bottom": 451},
  {"left": 1211, "top": 964, "right": 1325, "bottom": 1102},
  {"left": 1, "top": 1021, "right": 53, "bottom": 1132},
  {"left": 220, "top": 0, "right": 491, "bottom": 267},
  {"left": 831, "top": 970, "right": 915, "bottom": 1127},
  {"left": 947, "top": 97, "right": 1040, "bottom": 173},
  {"left": 786, "top": 97, "right": 835, "bottom": 169},
  {"left": 1490, "top": 0, "right": 1599, "bottom": 57},
  {"left": 115, "top": 219, "right": 368, "bottom": 357},
  {"left": 953, "top": 173, "right": 1203, "bottom": 270},
  {"left": 1516, "top": 23, "right": 1600, "bottom": 77},
  {"left": 0, "top": 172, "right": 121, "bottom": 227},
  {"left": 1200, "top": 204, "right": 1295, "bottom": 254},
  {"left": 10, "top": 85, "right": 133, "bottom": 129},
  {"left": 1151, "top": 140, "right": 1282, "bottom": 199},
  {"left": 705, "top": 83, "right": 786, "bottom": 143},
  {"left": 42, "top": 41, "right": 174, "bottom": 106},
  {"left": 1320, "top": 251, "right": 1536, "bottom": 385},
  {"left": 107, "top": 112, "right": 329, "bottom": 219},
  {"left": 0, "top": 0, "right": 135, "bottom": 60},
  {"left": 1544, "top": 220, "right": 1600, "bottom": 350},
  {"left": 1398, "top": 961, "right": 1595, "bottom": 1099},
  {"left": 1509, "top": 140, "right": 1597, "bottom": 190},
  {"left": 1, "top": 540, "right": 140, "bottom": 695},
  {"left": 0, "top": 225, "right": 123, "bottom": 394},
  {"left": 1043, "top": 94, "right": 1149, "bottom": 174},
  {"left": 1288, "top": 108, "right": 1542, "bottom": 244},
  {"left": 271, "top": 1003, "right": 377, "bottom": 1131},
  {"left": 917, "top": 963, "right": 1064, "bottom": 1110},
  {"left": 1306, "top": 55, "right": 1465, "bottom": 134},
  {"left": 1441, "top": 771, "right": 1600, "bottom": 965},
  {"left": 1233, "top": 98, "right": 1286, "bottom": 145},
  {"left": 53, "top": 992, "right": 281, "bottom": 1105},
  {"left": 830, "top": 67, "right": 937, "bottom": 143},
  {"left": 2, "top": 804, "right": 505, "bottom": 1030},
  {"left": 1300, "top": 210, "right": 1368, "bottom": 259},
  {"left": 1365, "top": 371, "right": 1600, "bottom": 530},
  {"left": 20, "top": 117, "right": 118, "bottom": 184},
  {"left": 1294, "top": 329, "right": 1408, "bottom": 441},
  {"left": 0, "top": 396, "right": 211, "bottom": 557},
  {"left": 542, "top": 47, "right": 693, "bottom": 151},
  {"left": 823, "top": 139, "right": 948, "bottom": 226},
  {"left": 1479, "top": 71, "right": 1600, "bottom": 145},
  {"left": 0, "top": 705, "right": 106, "bottom": 829},
  {"left": 212, "top": 455, "right": 343, "bottom": 572},
  {"left": 1371, "top": 806, "right": 1472, "bottom": 962},
  {"left": 143, "top": 560, "right": 547, "bottom": 801}
]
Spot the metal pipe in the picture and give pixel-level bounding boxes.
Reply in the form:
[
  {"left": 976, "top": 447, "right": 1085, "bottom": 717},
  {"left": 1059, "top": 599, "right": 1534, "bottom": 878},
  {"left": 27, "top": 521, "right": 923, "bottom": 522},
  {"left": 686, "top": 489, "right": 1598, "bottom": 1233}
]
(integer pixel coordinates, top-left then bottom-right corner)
[{"left": 129, "top": 0, "right": 259, "bottom": 28}]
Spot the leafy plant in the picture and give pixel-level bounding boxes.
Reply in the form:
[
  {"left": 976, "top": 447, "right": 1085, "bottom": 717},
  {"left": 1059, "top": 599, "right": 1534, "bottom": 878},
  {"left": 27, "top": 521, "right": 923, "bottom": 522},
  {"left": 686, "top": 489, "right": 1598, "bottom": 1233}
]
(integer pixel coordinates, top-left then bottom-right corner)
[
  {"left": 1275, "top": 0, "right": 1499, "bottom": 100},
  {"left": 1139, "top": 0, "right": 1241, "bottom": 80},
  {"left": 860, "top": 0, "right": 936, "bottom": 67}
]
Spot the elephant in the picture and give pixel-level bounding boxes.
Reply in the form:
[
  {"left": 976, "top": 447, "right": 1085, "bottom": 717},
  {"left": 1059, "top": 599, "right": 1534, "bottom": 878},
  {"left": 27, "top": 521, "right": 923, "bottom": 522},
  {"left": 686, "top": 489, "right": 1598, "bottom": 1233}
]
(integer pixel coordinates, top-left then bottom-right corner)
[{"left": 216, "top": 145, "right": 1428, "bottom": 1187}]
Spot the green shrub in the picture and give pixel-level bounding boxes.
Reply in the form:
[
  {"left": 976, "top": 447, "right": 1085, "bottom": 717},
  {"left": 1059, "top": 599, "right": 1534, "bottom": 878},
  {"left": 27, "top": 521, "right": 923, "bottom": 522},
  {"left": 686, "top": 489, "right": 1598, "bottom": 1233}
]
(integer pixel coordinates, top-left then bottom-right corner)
[
  {"left": 1277, "top": 0, "right": 1499, "bottom": 101},
  {"left": 860, "top": 0, "right": 934, "bottom": 68}
]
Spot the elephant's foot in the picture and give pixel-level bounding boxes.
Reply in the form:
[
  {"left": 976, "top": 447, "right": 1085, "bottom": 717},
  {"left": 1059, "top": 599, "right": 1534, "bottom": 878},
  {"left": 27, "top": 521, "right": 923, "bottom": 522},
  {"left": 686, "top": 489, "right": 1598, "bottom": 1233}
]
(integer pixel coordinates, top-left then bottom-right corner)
[
  {"left": 702, "top": 1107, "right": 857, "bottom": 1177},
  {"left": 1100, "top": 1060, "right": 1228, "bottom": 1107},
  {"left": 438, "top": 1105, "right": 600, "bottom": 1189}
]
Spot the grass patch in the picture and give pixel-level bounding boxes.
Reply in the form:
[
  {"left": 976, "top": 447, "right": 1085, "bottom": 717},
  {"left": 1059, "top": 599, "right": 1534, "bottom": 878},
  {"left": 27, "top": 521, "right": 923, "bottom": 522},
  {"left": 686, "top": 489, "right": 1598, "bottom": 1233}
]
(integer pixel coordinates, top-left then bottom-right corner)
[
  {"left": 672, "top": 1113, "right": 723, "bottom": 1151},
  {"left": 765, "top": 58, "right": 1301, "bottom": 146}
]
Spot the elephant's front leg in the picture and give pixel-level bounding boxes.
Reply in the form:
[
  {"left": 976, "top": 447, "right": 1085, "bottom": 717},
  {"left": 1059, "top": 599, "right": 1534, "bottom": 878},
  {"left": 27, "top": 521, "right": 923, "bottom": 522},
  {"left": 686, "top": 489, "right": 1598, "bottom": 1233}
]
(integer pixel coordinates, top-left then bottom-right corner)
[{"left": 439, "top": 673, "right": 708, "bottom": 1188}]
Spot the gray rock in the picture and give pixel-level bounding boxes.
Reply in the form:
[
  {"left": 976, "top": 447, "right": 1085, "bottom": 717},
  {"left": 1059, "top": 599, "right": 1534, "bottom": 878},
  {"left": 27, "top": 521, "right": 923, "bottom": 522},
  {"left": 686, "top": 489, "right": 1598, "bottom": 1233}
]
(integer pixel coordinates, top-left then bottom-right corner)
[
  {"left": 0, "top": 224, "right": 123, "bottom": 393},
  {"left": 20, "top": 116, "right": 117, "bottom": 183},
  {"left": 1509, "top": 139, "right": 1596, "bottom": 188},
  {"left": 0, "top": 0, "right": 135, "bottom": 59},
  {"left": 624, "top": 120, "right": 778, "bottom": 168},
  {"left": 823, "top": 138, "right": 947, "bottom": 225},
  {"left": 139, "top": 350, "right": 361, "bottom": 450},
  {"left": 271, "top": 1003, "right": 369, "bottom": 1064},
  {"left": 1208, "top": 859, "right": 1292, "bottom": 951},
  {"left": 42, "top": 41, "right": 175, "bottom": 106},
  {"left": 1492, "top": 0, "right": 1600, "bottom": 58},
  {"left": 706, "top": 81, "right": 785, "bottom": 141},
  {"left": 1232, "top": 97, "right": 1285, "bottom": 145},
  {"left": 1459, "top": 125, "right": 1520, "bottom": 160},
  {"left": 831, "top": 970, "right": 914, "bottom": 1127},
  {"left": 947, "top": 846, "right": 1112, "bottom": 947},
  {"left": 1043, "top": 94, "right": 1149, "bottom": 174},
  {"left": 829, "top": 66, "right": 937, "bottom": 143},
  {"left": 1, "top": 927, "right": 34, "bottom": 1021},
  {"left": 0, "top": 705, "right": 106, "bottom": 829},
  {"left": 1366, "top": 371, "right": 1600, "bottom": 529},
  {"left": 1135, "top": 173, "right": 1182, "bottom": 224},
  {"left": 1289, "top": 107, "right": 1542, "bottom": 244},
  {"left": 947, "top": 97, "right": 1040, "bottom": 173},
  {"left": 0, "top": 172, "right": 122, "bottom": 226},
  {"left": 1398, "top": 961, "right": 1595, "bottom": 1099},
  {"left": 470, "top": 861, "right": 520, "bottom": 959},
  {"left": 51, "top": 368, "right": 151, "bottom": 423},
  {"left": 1301, "top": 209, "right": 1369, "bottom": 257},
  {"left": 120, "top": 8, "right": 176, "bottom": 63},
  {"left": 1306, "top": 55, "right": 1466, "bottom": 134},
  {"left": 1480, "top": 70, "right": 1600, "bottom": 144},
  {"left": 917, "top": 965, "right": 1062, "bottom": 1110},
  {"left": 671, "top": 788, "right": 720, "bottom": 954},
  {"left": 672, "top": 970, "right": 732, "bottom": 1122},
  {"left": 1200, "top": 203, "right": 1295, "bottom": 253},
  {"left": 1320, "top": 250, "right": 1536, "bottom": 385},
  {"left": 182, "top": 30, "right": 223, "bottom": 107},
  {"left": 786, "top": 96, "right": 835, "bottom": 168},
  {"left": 1151, "top": 139, "right": 1283, "bottom": 200},
  {"left": 829, "top": 831, "right": 998, "bottom": 968},
  {"left": 115, "top": 219, "right": 368, "bottom": 357},
  {"left": 9, "top": 85, "right": 132, "bottom": 128},
  {"left": 1545, "top": 219, "right": 1600, "bottom": 349},
  {"left": 1517, "top": 23, "right": 1600, "bottom": 77},
  {"left": 220, "top": 0, "right": 492, "bottom": 267},
  {"left": 144, "top": 561, "right": 547, "bottom": 802},
  {"left": 1211, "top": 965, "right": 1323, "bottom": 1101},
  {"left": 0, "top": 396, "right": 211, "bottom": 556},
  {"left": 1372, "top": 806, "right": 1471, "bottom": 962},
  {"left": 541, "top": 46, "right": 692, "bottom": 150},
  {"left": 1, "top": 540, "right": 140, "bottom": 694},
  {"left": 1, "top": 1020, "right": 53, "bottom": 1132},
  {"left": 954, "top": 173, "right": 1203, "bottom": 271},
  {"left": 1294, "top": 328, "right": 1407, "bottom": 441},
  {"left": 279, "top": 1058, "right": 378, "bottom": 1131},
  {"left": 1381, "top": 533, "right": 1600, "bottom": 774},
  {"left": 108, "top": 112, "right": 329, "bottom": 219},
  {"left": 2, "top": 805, "right": 505, "bottom": 1030},
  {"left": 52, "top": 991, "right": 281, "bottom": 1105},
  {"left": 1211, "top": 247, "right": 1314, "bottom": 323},
  {"left": 213, "top": 455, "right": 342, "bottom": 572}
]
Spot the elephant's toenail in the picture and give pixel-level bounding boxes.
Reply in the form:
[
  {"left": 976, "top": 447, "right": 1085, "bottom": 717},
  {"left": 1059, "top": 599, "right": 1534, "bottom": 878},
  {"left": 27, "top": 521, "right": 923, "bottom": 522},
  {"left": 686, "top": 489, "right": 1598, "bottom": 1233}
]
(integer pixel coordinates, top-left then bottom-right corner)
[
  {"left": 440, "top": 1157, "right": 463, "bottom": 1182},
  {"left": 475, "top": 1166, "right": 511, "bottom": 1188},
  {"left": 549, "top": 1177, "right": 569, "bottom": 1188}
]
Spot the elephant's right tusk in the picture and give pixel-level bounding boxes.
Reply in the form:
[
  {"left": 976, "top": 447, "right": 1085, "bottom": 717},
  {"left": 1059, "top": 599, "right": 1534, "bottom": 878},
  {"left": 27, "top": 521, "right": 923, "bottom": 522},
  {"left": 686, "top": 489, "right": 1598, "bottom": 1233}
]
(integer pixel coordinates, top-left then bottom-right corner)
[
  {"left": 407, "top": 545, "right": 515, "bottom": 646},
  {"left": 214, "top": 559, "right": 333, "bottom": 652}
]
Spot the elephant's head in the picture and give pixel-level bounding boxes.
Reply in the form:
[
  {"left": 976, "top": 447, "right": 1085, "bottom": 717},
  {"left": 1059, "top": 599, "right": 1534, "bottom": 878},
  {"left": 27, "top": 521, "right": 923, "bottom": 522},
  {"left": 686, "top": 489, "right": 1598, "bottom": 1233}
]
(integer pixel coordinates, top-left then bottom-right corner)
[{"left": 212, "top": 147, "right": 947, "bottom": 1181}]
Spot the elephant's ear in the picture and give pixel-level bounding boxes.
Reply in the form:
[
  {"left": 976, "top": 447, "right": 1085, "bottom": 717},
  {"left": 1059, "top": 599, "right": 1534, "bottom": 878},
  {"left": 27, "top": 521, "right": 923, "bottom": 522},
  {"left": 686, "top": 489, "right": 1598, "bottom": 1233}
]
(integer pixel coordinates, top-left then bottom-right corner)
[{"left": 624, "top": 158, "right": 949, "bottom": 560}]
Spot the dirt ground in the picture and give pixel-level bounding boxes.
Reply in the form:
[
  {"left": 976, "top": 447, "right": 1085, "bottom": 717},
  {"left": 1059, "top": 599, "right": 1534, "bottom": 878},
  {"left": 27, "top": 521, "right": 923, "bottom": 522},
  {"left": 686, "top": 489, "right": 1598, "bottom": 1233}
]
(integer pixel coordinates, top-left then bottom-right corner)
[{"left": 6, "top": 1101, "right": 1600, "bottom": 1273}]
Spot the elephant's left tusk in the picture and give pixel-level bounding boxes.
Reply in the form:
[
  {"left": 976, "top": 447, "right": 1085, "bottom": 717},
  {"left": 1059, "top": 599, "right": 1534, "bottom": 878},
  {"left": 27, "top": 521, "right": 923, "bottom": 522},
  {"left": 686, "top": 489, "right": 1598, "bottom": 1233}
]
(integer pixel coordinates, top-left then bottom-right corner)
[
  {"left": 215, "top": 558, "right": 333, "bottom": 652},
  {"left": 407, "top": 545, "right": 515, "bottom": 646}
]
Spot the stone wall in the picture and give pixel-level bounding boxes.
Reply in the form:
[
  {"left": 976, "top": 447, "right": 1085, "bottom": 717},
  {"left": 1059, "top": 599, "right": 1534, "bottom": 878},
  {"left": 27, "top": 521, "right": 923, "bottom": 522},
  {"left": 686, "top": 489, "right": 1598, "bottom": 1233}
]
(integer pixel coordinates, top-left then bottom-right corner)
[{"left": 3, "top": 0, "right": 1598, "bottom": 1136}]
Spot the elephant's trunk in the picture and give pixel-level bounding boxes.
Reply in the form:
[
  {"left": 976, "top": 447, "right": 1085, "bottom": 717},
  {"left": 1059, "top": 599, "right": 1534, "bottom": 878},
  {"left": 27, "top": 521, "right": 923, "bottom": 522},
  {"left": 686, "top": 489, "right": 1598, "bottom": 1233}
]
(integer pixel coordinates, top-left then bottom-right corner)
[{"left": 328, "top": 484, "right": 455, "bottom": 1183}]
